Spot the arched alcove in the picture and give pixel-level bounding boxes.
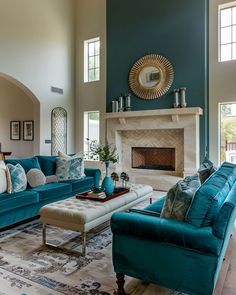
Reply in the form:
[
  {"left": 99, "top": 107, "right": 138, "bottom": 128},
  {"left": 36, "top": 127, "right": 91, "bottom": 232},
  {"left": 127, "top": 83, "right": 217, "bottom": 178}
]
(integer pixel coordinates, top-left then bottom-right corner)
[{"left": 0, "top": 73, "right": 40, "bottom": 157}]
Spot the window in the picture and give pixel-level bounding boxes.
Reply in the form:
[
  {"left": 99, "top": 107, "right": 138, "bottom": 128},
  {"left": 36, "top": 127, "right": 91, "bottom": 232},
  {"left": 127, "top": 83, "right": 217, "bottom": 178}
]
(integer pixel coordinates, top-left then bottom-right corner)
[
  {"left": 84, "top": 111, "right": 99, "bottom": 160},
  {"left": 219, "top": 1, "right": 236, "bottom": 62},
  {"left": 220, "top": 102, "right": 236, "bottom": 164},
  {"left": 84, "top": 37, "right": 100, "bottom": 82}
]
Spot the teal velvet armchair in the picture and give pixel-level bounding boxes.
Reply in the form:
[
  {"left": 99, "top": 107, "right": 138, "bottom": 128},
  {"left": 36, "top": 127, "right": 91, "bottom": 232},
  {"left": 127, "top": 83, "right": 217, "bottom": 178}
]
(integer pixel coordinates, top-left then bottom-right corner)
[{"left": 111, "top": 162, "right": 236, "bottom": 295}]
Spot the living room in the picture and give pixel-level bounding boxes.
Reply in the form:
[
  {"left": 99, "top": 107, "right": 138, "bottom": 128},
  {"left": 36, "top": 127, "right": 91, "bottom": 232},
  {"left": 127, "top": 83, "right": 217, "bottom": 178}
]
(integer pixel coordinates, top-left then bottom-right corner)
[{"left": 0, "top": 0, "right": 236, "bottom": 294}]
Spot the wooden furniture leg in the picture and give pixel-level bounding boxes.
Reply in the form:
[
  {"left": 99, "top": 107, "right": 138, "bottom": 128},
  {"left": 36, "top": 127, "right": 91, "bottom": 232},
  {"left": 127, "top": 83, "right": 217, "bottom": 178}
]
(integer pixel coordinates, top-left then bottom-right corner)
[{"left": 114, "top": 273, "right": 126, "bottom": 295}]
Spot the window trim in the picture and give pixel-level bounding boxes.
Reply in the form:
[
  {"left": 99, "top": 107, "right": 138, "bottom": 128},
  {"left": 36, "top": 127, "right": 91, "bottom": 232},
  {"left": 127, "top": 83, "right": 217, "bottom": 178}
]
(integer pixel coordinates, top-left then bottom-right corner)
[
  {"left": 84, "top": 37, "right": 100, "bottom": 83},
  {"left": 219, "top": 1, "right": 236, "bottom": 62}
]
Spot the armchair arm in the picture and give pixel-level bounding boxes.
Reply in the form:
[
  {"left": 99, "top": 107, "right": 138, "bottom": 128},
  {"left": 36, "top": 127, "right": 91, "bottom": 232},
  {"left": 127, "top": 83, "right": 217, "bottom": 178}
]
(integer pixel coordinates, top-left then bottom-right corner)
[
  {"left": 84, "top": 168, "right": 101, "bottom": 189},
  {"left": 111, "top": 211, "right": 222, "bottom": 256}
]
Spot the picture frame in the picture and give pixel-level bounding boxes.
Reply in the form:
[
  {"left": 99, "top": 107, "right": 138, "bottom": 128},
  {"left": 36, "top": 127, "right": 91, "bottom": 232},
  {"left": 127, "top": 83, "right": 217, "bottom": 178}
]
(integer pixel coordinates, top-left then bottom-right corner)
[
  {"left": 23, "top": 120, "right": 34, "bottom": 141},
  {"left": 10, "top": 121, "right": 21, "bottom": 141}
]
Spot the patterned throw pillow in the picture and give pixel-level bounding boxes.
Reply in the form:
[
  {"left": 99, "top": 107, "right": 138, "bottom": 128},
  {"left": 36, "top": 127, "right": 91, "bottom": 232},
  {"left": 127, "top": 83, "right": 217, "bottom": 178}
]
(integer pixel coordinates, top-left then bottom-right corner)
[
  {"left": 56, "top": 153, "right": 85, "bottom": 181},
  {"left": 161, "top": 174, "right": 201, "bottom": 221},
  {"left": 198, "top": 157, "right": 217, "bottom": 184},
  {"left": 0, "top": 161, "right": 7, "bottom": 194},
  {"left": 27, "top": 168, "right": 46, "bottom": 188},
  {"left": 6, "top": 164, "right": 27, "bottom": 193}
]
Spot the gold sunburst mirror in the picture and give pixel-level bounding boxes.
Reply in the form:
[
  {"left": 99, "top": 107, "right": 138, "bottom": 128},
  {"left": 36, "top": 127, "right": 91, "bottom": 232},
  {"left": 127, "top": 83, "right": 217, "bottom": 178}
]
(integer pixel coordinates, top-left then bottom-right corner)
[{"left": 129, "top": 54, "right": 174, "bottom": 100}]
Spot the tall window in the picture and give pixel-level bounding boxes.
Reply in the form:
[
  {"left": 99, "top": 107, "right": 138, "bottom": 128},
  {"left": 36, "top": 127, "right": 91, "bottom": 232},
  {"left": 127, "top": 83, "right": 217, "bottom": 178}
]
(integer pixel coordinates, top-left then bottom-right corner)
[
  {"left": 84, "top": 37, "right": 100, "bottom": 82},
  {"left": 84, "top": 111, "right": 99, "bottom": 160},
  {"left": 220, "top": 103, "right": 236, "bottom": 164},
  {"left": 219, "top": 2, "right": 236, "bottom": 62}
]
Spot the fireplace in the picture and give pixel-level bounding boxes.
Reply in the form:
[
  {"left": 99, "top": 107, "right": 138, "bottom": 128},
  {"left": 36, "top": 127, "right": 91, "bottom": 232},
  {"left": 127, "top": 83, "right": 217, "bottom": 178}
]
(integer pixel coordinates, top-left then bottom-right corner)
[{"left": 132, "top": 147, "right": 175, "bottom": 171}]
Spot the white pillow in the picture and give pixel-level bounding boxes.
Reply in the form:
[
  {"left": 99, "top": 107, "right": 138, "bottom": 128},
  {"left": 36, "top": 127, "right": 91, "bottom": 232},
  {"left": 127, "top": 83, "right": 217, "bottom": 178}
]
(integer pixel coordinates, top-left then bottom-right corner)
[
  {"left": 27, "top": 168, "right": 46, "bottom": 188},
  {"left": 0, "top": 169, "right": 7, "bottom": 194}
]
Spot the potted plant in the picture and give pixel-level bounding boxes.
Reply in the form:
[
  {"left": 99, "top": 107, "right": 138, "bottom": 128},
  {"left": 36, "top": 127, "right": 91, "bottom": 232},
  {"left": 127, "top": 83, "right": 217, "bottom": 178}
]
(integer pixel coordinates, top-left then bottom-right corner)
[{"left": 91, "top": 142, "right": 118, "bottom": 196}]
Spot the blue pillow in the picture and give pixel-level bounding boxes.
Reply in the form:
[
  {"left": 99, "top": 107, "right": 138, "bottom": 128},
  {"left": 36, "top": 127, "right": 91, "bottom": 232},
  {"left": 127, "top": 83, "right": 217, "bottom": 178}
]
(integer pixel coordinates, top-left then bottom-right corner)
[
  {"left": 56, "top": 155, "right": 85, "bottom": 181},
  {"left": 6, "top": 164, "right": 27, "bottom": 193},
  {"left": 5, "top": 157, "right": 41, "bottom": 173},
  {"left": 161, "top": 174, "right": 201, "bottom": 221},
  {"left": 37, "top": 155, "right": 57, "bottom": 176}
]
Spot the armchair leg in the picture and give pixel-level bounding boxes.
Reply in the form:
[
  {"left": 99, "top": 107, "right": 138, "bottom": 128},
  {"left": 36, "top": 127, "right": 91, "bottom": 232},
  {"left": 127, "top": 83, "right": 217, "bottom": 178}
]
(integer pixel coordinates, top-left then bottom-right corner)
[{"left": 114, "top": 273, "right": 126, "bottom": 295}]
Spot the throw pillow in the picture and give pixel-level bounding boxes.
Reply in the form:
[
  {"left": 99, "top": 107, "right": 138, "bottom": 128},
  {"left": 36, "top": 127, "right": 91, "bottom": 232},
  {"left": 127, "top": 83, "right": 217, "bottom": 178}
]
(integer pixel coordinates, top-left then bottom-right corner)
[
  {"left": 45, "top": 175, "right": 58, "bottom": 184},
  {"left": 6, "top": 163, "right": 27, "bottom": 193},
  {"left": 27, "top": 168, "right": 46, "bottom": 188},
  {"left": 198, "top": 157, "right": 217, "bottom": 184},
  {"left": 0, "top": 161, "right": 7, "bottom": 194},
  {"left": 160, "top": 174, "right": 201, "bottom": 221},
  {"left": 56, "top": 152, "right": 85, "bottom": 181}
]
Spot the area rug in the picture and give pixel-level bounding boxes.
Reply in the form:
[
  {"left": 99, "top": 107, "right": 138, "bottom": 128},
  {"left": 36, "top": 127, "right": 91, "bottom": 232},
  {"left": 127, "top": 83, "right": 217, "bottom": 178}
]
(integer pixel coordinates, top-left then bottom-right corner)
[{"left": 0, "top": 200, "right": 184, "bottom": 295}]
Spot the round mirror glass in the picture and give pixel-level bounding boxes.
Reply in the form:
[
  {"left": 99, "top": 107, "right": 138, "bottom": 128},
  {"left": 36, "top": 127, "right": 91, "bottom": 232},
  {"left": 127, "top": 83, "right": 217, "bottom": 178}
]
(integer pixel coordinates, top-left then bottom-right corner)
[{"left": 139, "top": 66, "right": 161, "bottom": 88}]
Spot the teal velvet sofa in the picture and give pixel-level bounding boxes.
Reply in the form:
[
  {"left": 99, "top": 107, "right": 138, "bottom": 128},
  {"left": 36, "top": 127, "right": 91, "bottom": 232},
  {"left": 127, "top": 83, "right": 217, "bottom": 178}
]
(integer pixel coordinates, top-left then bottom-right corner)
[
  {"left": 111, "top": 162, "right": 236, "bottom": 295},
  {"left": 0, "top": 156, "right": 101, "bottom": 229}
]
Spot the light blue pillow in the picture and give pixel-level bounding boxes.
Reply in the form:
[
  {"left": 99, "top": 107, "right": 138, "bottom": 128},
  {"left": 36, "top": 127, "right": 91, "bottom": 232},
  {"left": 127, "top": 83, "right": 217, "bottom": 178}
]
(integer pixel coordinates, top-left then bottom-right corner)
[
  {"left": 56, "top": 156, "right": 85, "bottom": 181},
  {"left": 6, "top": 163, "right": 27, "bottom": 193}
]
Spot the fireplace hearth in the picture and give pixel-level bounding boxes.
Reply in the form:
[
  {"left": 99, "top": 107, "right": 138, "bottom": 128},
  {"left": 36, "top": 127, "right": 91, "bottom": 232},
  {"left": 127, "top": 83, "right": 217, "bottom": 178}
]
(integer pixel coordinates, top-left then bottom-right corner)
[{"left": 132, "top": 147, "right": 175, "bottom": 171}]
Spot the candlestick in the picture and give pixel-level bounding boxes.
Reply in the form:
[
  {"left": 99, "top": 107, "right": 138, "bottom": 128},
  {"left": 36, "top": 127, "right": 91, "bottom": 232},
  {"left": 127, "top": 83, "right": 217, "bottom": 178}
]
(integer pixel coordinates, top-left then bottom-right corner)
[
  {"left": 118, "top": 96, "right": 124, "bottom": 112},
  {"left": 112, "top": 100, "right": 119, "bottom": 112},
  {"left": 173, "top": 89, "right": 179, "bottom": 108},
  {"left": 125, "top": 94, "right": 131, "bottom": 111},
  {"left": 180, "top": 87, "right": 187, "bottom": 108}
]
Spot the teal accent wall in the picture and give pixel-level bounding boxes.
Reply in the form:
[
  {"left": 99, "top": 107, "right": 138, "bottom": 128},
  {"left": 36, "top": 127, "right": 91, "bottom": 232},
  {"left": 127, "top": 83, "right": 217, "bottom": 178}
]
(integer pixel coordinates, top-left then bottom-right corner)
[{"left": 107, "top": 0, "right": 209, "bottom": 160}]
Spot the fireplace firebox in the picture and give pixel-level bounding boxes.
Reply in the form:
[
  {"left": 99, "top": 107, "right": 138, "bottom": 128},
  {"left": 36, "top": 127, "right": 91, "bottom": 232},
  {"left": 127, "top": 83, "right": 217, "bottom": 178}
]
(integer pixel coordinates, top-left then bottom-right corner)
[{"left": 132, "top": 147, "right": 175, "bottom": 171}]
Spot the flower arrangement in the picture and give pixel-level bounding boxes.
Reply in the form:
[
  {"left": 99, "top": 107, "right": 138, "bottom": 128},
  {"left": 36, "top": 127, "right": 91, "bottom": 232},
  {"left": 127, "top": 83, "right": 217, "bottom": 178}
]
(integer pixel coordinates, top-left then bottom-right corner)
[{"left": 90, "top": 142, "right": 118, "bottom": 163}]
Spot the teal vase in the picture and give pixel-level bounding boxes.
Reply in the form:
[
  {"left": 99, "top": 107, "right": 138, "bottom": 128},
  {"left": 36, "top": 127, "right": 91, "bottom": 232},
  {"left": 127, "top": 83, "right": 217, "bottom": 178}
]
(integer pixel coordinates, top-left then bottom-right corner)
[{"left": 102, "top": 161, "right": 114, "bottom": 196}]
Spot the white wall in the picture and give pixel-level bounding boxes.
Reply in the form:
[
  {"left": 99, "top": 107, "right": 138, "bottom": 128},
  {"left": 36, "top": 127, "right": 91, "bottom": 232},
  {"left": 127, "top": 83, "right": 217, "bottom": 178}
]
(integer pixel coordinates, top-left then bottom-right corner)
[
  {"left": 0, "top": 78, "right": 35, "bottom": 158},
  {"left": 209, "top": 0, "right": 236, "bottom": 164},
  {"left": 75, "top": 0, "right": 106, "bottom": 171},
  {"left": 0, "top": 0, "right": 76, "bottom": 155}
]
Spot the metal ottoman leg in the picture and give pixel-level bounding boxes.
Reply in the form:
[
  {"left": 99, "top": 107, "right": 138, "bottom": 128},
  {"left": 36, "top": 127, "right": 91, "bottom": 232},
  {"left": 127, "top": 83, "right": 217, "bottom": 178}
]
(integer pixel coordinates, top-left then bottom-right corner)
[
  {"left": 82, "top": 232, "right": 86, "bottom": 256},
  {"left": 42, "top": 224, "right": 46, "bottom": 245}
]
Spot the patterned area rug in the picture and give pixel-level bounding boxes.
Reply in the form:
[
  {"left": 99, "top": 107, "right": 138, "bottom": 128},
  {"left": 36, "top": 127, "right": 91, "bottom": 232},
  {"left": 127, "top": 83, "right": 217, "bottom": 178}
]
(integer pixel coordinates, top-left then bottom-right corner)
[{"left": 0, "top": 199, "right": 183, "bottom": 295}]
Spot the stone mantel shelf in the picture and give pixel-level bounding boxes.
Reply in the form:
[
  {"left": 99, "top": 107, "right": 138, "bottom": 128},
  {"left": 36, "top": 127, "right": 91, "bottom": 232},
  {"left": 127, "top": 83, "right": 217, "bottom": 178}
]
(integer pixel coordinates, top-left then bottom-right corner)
[{"left": 103, "top": 107, "right": 203, "bottom": 124}]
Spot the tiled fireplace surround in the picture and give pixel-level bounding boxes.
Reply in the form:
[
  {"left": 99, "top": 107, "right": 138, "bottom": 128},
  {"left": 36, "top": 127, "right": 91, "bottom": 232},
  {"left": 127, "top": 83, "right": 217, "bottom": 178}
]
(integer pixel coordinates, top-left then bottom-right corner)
[{"left": 104, "top": 108, "right": 203, "bottom": 191}]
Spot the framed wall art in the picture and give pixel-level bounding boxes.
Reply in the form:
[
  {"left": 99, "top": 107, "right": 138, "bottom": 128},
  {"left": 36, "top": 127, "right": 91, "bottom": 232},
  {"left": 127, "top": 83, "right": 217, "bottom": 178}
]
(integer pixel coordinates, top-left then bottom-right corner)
[
  {"left": 23, "top": 120, "right": 34, "bottom": 141},
  {"left": 10, "top": 121, "right": 21, "bottom": 141}
]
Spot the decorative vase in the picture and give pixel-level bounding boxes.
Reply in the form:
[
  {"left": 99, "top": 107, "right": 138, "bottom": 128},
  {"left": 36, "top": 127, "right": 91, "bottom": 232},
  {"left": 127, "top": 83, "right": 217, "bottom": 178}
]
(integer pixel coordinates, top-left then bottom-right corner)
[{"left": 102, "top": 161, "right": 115, "bottom": 196}]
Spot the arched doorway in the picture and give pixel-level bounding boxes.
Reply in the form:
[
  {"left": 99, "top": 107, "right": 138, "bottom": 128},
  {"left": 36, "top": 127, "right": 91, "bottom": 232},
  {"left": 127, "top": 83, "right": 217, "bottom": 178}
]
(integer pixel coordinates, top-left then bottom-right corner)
[{"left": 0, "top": 73, "right": 40, "bottom": 157}]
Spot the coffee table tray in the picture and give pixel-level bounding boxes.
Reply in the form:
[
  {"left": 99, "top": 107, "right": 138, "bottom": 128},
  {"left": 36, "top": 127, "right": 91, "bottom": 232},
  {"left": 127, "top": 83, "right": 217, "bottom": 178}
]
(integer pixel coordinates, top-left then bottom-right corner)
[{"left": 76, "top": 188, "right": 130, "bottom": 202}]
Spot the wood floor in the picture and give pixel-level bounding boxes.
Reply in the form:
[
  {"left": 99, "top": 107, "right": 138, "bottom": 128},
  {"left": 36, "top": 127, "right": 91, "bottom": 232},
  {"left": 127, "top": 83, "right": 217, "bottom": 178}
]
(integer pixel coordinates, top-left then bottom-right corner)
[{"left": 221, "top": 228, "right": 236, "bottom": 295}]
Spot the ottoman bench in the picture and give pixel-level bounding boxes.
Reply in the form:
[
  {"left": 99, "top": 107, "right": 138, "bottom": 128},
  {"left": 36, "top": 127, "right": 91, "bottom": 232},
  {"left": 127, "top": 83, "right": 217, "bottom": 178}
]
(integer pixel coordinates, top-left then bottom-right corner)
[{"left": 40, "top": 184, "right": 153, "bottom": 256}]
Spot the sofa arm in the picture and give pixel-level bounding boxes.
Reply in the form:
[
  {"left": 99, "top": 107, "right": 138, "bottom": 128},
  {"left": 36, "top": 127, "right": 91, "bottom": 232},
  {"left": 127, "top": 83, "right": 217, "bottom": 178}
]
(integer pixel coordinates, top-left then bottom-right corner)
[
  {"left": 111, "top": 211, "right": 222, "bottom": 256},
  {"left": 84, "top": 168, "right": 101, "bottom": 189}
]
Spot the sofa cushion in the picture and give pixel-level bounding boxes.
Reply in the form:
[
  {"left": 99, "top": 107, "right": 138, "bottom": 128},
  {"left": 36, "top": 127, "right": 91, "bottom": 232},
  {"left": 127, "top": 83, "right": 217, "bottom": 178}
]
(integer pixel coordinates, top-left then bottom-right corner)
[
  {"left": 5, "top": 157, "right": 41, "bottom": 173},
  {"left": 65, "top": 176, "right": 94, "bottom": 192},
  {"left": 0, "top": 190, "right": 39, "bottom": 214},
  {"left": 198, "top": 157, "right": 217, "bottom": 184},
  {"left": 37, "top": 156, "right": 57, "bottom": 176},
  {"left": 186, "top": 162, "right": 236, "bottom": 227},
  {"left": 27, "top": 168, "right": 46, "bottom": 188},
  {"left": 31, "top": 182, "right": 72, "bottom": 201},
  {"left": 160, "top": 174, "right": 201, "bottom": 221},
  {"left": 6, "top": 164, "right": 27, "bottom": 193},
  {"left": 145, "top": 196, "right": 166, "bottom": 213}
]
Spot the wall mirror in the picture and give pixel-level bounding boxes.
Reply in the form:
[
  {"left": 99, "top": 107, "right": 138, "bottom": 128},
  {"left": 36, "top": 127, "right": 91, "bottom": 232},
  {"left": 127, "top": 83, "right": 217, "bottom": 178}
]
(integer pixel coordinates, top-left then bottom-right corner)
[{"left": 129, "top": 54, "right": 174, "bottom": 100}]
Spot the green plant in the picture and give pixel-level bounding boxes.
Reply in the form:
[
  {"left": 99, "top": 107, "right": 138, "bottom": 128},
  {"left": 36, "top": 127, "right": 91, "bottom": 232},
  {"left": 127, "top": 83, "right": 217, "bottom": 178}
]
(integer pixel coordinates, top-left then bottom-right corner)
[{"left": 90, "top": 142, "right": 118, "bottom": 163}]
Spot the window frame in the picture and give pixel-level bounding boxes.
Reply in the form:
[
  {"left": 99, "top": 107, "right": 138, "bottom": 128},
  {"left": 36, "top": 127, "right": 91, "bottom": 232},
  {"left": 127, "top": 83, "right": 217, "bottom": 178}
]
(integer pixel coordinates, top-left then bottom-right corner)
[
  {"left": 83, "top": 111, "right": 100, "bottom": 161},
  {"left": 219, "top": 1, "right": 236, "bottom": 62},
  {"left": 84, "top": 37, "right": 100, "bottom": 83}
]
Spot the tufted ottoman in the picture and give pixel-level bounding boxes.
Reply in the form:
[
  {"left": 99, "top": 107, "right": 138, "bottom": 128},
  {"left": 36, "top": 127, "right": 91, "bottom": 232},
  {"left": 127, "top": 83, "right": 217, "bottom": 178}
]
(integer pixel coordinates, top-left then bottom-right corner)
[{"left": 40, "top": 184, "right": 153, "bottom": 256}]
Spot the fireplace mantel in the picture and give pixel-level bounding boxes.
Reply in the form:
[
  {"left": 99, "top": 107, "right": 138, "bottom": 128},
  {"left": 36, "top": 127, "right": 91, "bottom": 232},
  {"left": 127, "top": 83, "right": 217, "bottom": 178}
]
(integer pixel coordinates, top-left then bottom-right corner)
[{"left": 103, "top": 107, "right": 203, "bottom": 124}]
